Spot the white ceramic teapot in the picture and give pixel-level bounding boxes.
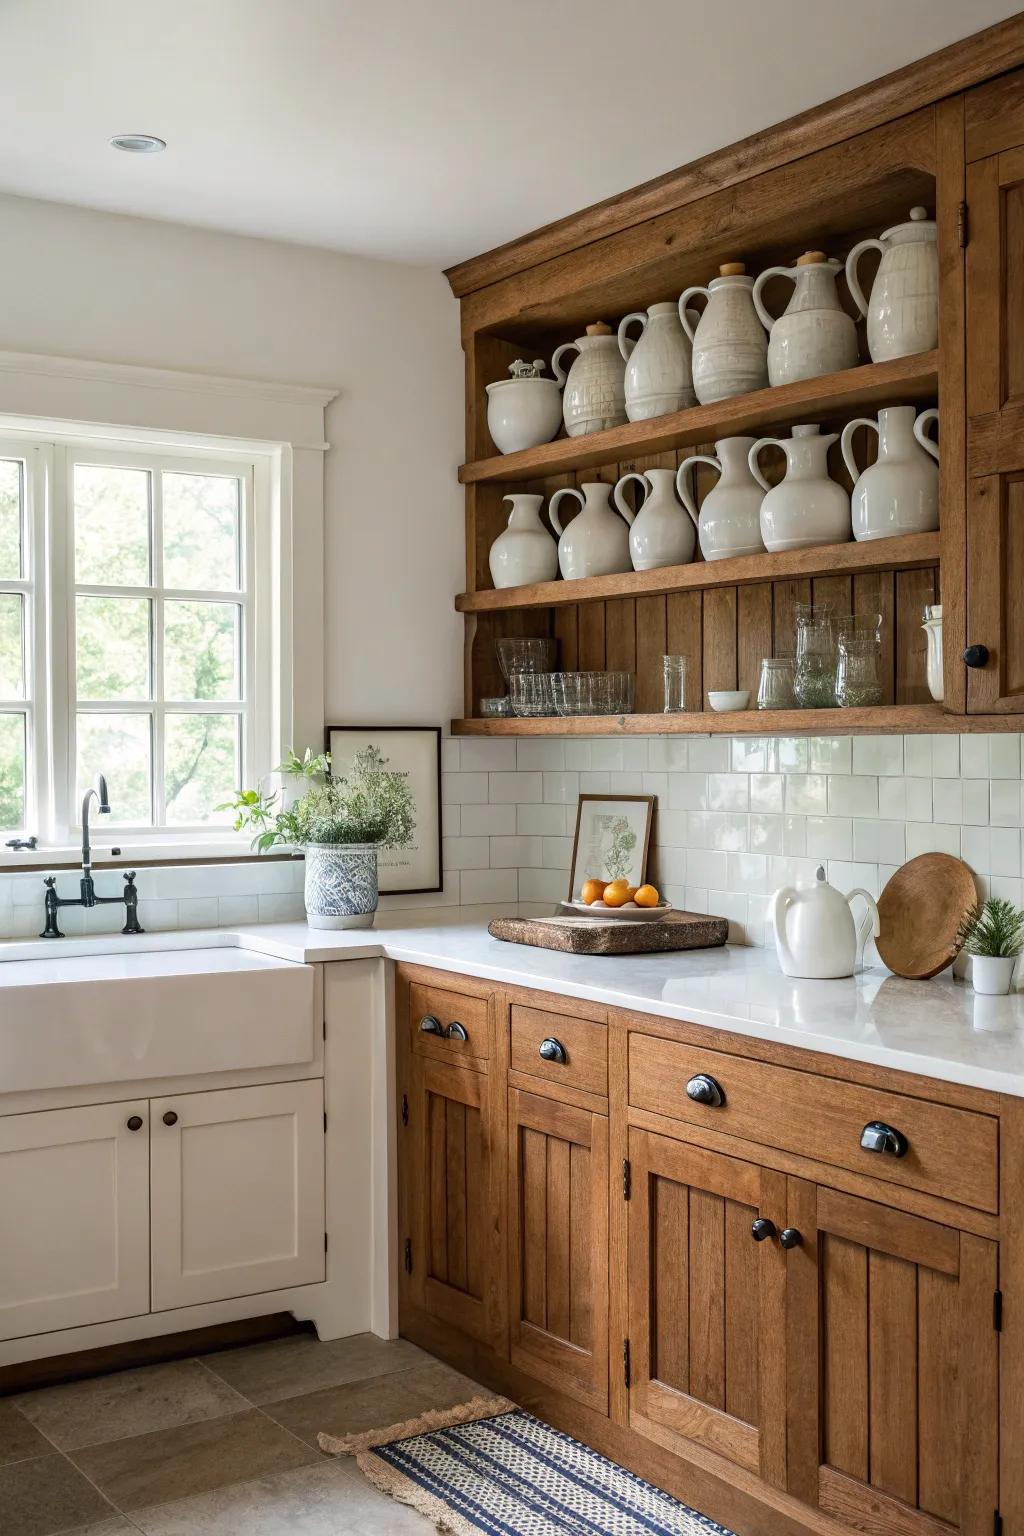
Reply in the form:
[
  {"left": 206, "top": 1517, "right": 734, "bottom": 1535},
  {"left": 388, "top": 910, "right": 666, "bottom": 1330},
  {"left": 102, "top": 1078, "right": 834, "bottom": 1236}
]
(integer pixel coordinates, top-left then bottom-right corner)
[
  {"left": 752, "top": 251, "right": 858, "bottom": 386},
  {"left": 676, "top": 436, "right": 765, "bottom": 561},
  {"left": 772, "top": 865, "right": 880, "bottom": 979},
  {"left": 840, "top": 405, "right": 939, "bottom": 541},
  {"left": 488, "top": 494, "right": 558, "bottom": 589},
  {"left": 485, "top": 359, "right": 563, "bottom": 455},
  {"left": 845, "top": 207, "right": 938, "bottom": 362},
  {"left": 678, "top": 262, "right": 769, "bottom": 404},
  {"left": 617, "top": 302, "right": 696, "bottom": 421},
  {"left": 614, "top": 467, "right": 695, "bottom": 571},
  {"left": 749, "top": 424, "right": 851, "bottom": 552},
  {"left": 549, "top": 481, "right": 633, "bottom": 580},
  {"left": 552, "top": 323, "right": 627, "bottom": 437}
]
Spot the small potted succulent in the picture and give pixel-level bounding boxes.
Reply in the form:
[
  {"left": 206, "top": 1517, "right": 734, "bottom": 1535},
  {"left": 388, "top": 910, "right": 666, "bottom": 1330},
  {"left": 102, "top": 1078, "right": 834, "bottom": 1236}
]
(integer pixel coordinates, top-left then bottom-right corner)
[
  {"left": 955, "top": 897, "right": 1024, "bottom": 995},
  {"left": 224, "top": 747, "right": 415, "bottom": 929}
]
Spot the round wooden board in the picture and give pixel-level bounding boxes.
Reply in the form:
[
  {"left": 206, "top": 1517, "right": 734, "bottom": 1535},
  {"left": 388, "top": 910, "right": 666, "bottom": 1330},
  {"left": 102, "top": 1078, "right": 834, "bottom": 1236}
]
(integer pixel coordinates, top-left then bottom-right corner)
[{"left": 875, "top": 852, "right": 978, "bottom": 979}]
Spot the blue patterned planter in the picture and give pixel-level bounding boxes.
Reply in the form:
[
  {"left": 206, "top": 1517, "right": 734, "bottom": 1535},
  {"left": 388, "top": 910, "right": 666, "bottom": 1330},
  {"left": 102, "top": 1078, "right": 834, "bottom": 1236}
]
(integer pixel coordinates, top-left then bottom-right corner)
[{"left": 303, "top": 843, "right": 379, "bottom": 930}]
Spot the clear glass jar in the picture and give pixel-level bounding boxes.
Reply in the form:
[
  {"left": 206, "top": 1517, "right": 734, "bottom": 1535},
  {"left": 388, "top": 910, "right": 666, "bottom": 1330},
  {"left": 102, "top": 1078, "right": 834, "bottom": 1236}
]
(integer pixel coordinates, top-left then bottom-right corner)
[
  {"left": 757, "top": 657, "right": 796, "bottom": 710},
  {"left": 835, "top": 617, "right": 883, "bottom": 707},
  {"left": 509, "top": 672, "right": 555, "bottom": 717},
  {"left": 793, "top": 602, "right": 838, "bottom": 709},
  {"left": 663, "top": 655, "right": 688, "bottom": 712}
]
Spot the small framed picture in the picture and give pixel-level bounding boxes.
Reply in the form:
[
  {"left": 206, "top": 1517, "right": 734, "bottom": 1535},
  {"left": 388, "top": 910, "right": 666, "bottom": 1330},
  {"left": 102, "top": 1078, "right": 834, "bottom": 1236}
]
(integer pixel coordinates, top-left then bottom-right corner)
[
  {"left": 325, "top": 725, "right": 442, "bottom": 895},
  {"left": 568, "top": 794, "right": 655, "bottom": 901}
]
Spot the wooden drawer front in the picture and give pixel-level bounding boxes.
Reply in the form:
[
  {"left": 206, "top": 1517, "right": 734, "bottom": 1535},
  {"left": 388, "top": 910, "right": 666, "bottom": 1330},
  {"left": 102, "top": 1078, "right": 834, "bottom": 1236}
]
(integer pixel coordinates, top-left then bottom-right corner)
[
  {"left": 411, "top": 983, "right": 490, "bottom": 1068},
  {"left": 628, "top": 1033, "right": 998, "bottom": 1213},
  {"left": 510, "top": 1006, "right": 607, "bottom": 1099}
]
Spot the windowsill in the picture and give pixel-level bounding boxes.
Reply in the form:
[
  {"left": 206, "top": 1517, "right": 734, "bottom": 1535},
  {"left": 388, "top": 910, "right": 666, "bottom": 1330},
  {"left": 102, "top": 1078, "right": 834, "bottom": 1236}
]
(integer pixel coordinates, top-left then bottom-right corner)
[{"left": 0, "top": 838, "right": 300, "bottom": 872}]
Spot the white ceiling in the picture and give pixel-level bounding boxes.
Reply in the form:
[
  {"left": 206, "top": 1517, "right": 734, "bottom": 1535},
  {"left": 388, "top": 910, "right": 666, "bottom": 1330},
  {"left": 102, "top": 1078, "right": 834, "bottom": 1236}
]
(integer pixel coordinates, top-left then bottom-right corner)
[{"left": 0, "top": 0, "right": 1018, "bottom": 268}]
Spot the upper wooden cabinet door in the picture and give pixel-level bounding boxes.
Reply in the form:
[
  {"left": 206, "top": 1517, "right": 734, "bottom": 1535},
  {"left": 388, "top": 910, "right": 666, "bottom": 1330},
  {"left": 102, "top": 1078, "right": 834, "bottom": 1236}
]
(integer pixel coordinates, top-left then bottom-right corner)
[
  {"left": 508, "top": 1087, "right": 608, "bottom": 1413},
  {"left": 786, "top": 1179, "right": 998, "bottom": 1536},
  {"left": 965, "top": 68, "right": 1024, "bottom": 709},
  {"left": 626, "top": 1127, "right": 787, "bottom": 1487}
]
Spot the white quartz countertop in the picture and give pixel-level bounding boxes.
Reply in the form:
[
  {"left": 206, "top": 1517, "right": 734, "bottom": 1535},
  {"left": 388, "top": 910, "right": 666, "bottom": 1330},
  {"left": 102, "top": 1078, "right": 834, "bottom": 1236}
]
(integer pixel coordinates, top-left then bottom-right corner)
[{"left": 5, "top": 909, "right": 1024, "bottom": 1097}]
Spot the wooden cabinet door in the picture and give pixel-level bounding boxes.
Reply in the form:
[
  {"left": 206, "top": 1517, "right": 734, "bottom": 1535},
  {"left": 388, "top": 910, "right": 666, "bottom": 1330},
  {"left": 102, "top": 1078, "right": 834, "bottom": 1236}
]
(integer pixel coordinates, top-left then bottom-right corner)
[
  {"left": 965, "top": 72, "right": 1024, "bottom": 709},
  {"left": 626, "top": 1127, "right": 787, "bottom": 1485},
  {"left": 408, "top": 1054, "right": 503, "bottom": 1349},
  {"left": 0, "top": 1101, "right": 150, "bottom": 1340},
  {"left": 150, "top": 1080, "right": 325, "bottom": 1310},
  {"left": 787, "top": 1180, "right": 998, "bottom": 1535},
  {"left": 508, "top": 1087, "right": 608, "bottom": 1412}
]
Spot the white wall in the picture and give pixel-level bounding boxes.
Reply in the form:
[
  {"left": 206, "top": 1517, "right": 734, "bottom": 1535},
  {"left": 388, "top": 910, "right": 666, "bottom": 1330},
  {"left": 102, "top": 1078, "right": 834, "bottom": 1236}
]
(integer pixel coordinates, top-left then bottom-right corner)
[{"left": 0, "top": 190, "right": 465, "bottom": 733}]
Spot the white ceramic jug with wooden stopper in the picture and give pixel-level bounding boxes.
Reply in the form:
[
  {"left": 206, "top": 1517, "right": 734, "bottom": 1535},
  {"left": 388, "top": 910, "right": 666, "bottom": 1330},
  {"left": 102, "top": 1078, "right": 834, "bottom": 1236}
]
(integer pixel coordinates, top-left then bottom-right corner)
[
  {"left": 678, "top": 262, "right": 769, "bottom": 404},
  {"left": 551, "top": 323, "right": 627, "bottom": 436},
  {"left": 752, "top": 251, "right": 859, "bottom": 385},
  {"left": 617, "top": 302, "right": 696, "bottom": 421},
  {"left": 845, "top": 207, "right": 938, "bottom": 362}
]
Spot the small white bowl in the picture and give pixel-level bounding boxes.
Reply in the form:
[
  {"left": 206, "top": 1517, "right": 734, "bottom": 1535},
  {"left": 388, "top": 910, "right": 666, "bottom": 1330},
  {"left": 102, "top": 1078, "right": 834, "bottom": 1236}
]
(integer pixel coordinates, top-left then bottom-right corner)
[{"left": 707, "top": 689, "right": 750, "bottom": 712}]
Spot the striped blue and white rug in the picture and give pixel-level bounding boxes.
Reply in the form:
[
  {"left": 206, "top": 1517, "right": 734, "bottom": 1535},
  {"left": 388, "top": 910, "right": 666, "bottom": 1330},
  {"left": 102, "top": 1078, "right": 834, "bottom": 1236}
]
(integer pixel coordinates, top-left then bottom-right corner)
[{"left": 322, "top": 1400, "right": 736, "bottom": 1535}]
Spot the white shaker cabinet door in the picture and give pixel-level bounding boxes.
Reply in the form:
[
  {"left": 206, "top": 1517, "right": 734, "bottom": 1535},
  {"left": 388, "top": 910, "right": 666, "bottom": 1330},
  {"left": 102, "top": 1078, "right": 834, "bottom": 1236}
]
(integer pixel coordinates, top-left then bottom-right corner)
[
  {"left": 0, "top": 1101, "right": 150, "bottom": 1340},
  {"left": 150, "top": 1080, "right": 325, "bottom": 1310}
]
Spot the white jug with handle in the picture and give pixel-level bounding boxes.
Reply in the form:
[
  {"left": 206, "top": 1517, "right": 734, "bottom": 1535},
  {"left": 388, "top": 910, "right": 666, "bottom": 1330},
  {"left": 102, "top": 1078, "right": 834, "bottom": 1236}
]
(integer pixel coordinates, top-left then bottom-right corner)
[
  {"left": 676, "top": 436, "right": 765, "bottom": 561},
  {"left": 840, "top": 405, "right": 939, "bottom": 541},
  {"left": 845, "top": 207, "right": 938, "bottom": 362},
  {"left": 617, "top": 303, "right": 696, "bottom": 421},
  {"left": 549, "top": 482, "right": 633, "bottom": 580},
  {"left": 752, "top": 251, "right": 858, "bottom": 385},
  {"left": 614, "top": 467, "right": 695, "bottom": 571},
  {"left": 678, "top": 262, "right": 768, "bottom": 404},
  {"left": 772, "top": 865, "right": 879, "bottom": 979}
]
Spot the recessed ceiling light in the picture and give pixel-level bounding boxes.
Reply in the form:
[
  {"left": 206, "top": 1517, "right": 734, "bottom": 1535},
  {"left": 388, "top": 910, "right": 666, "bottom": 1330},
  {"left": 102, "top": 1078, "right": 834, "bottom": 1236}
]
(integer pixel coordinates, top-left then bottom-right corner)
[{"left": 109, "top": 133, "right": 166, "bottom": 154}]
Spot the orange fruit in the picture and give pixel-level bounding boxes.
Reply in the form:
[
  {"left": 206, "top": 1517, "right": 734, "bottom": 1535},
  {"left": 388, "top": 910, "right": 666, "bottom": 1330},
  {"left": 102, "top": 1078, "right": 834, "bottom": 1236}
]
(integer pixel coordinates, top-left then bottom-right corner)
[
  {"left": 603, "top": 879, "right": 631, "bottom": 908},
  {"left": 634, "top": 884, "right": 661, "bottom": 908},
  {"left": 580, "top": 878, "right": 608, "bottom": 906}
]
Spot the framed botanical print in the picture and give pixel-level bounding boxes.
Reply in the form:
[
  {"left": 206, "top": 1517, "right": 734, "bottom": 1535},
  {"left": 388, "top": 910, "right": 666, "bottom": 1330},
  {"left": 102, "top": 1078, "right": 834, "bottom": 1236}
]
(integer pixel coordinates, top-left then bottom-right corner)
[
  {"left": 568, "top": 794, "right": 655, "bottom": 901},
  {"left": 325, "top": 725, "right": 442, "bottom": 895}
]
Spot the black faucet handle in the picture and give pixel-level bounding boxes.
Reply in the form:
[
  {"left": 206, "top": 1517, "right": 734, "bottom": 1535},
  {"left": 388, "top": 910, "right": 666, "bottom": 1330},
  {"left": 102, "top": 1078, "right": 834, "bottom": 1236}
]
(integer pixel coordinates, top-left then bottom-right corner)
[
  {"left": 123, "top": 871, "right": 138, "bottom": 887},
  {"left": 43, "top": 875, "right": 57, "bottom": 889}
]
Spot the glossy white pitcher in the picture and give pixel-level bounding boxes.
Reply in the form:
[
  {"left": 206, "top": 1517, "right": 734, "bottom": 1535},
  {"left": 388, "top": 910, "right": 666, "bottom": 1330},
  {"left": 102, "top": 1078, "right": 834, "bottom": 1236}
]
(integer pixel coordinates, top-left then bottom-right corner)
[
  {"left": 549, "top": 482, "right": 633, "bottom": 580},
  {"left": 614, "top": 467, "right": 695, "bottom": 571}
]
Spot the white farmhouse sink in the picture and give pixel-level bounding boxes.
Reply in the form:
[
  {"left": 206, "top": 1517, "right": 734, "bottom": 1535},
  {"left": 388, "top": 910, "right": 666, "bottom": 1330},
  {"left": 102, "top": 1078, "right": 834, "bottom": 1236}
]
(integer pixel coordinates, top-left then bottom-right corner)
[{"left": 0, "top": 941, "right": 316, "bottom": 1093}]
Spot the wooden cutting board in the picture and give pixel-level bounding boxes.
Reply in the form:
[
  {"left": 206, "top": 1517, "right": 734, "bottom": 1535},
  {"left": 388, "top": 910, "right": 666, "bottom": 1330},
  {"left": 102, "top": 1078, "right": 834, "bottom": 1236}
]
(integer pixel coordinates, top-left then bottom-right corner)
[
  {"left": 875, "top": 851, "right": 979, "bottom": 979},
  {"left": 488, "top": 910, "right": 728, "bottom": 956}
]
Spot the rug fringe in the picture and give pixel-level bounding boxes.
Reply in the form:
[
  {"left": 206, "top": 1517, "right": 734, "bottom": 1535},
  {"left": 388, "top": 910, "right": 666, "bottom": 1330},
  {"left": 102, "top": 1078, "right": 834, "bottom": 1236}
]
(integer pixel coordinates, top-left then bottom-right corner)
[
  {"left": 317, "top": 1393, "right": 515, "bottom": 1457},
  {"left": 355, "top": 1451, "right": 485, "bottom": 1535}
]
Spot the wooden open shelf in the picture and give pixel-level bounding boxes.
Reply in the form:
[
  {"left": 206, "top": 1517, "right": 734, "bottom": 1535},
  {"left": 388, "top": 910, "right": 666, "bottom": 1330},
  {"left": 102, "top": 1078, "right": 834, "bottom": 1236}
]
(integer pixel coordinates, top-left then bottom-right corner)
[
  {"left": 460, "top": 352, "right": 938, "bottom": 486},
  {"left": 457, "top": 532, "right": 939, "bottom": 615},
  {"left": 451, "top": 704, "right": 1021, "bottom": 737}
]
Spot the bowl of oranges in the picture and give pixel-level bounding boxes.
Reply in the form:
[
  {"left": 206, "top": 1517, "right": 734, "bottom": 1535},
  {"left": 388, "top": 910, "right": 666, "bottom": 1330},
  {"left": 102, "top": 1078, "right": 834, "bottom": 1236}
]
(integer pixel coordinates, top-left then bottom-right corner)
[{"left": 562, "top": 878, "right": 672, "bottom": 922}]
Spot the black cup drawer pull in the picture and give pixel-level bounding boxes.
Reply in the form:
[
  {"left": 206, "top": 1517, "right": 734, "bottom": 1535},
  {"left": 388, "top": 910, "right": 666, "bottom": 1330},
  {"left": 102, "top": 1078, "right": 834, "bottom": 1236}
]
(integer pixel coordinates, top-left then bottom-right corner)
[
  {"left": 419, "top": 1015, "right": 444, "bottom": 1035},
  {"left": 539, "top": 1037, "right": 567, "bottom": 1065},
  {"left": 686, "top": 1073, "right": 725, "bottom": 1108},
  {"left": 446, "top": 1021, "right": 468, "bottom": 1042},
  {"left": 860, "top": 1120, "right": 908, "bottom": 1158}
]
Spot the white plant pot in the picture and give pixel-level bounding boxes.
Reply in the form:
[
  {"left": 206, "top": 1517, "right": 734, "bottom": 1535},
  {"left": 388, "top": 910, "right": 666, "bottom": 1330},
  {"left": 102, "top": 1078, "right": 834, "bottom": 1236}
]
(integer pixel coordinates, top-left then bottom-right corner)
[
  {"left": 303, "top": 843, "right": 379, "bottom": 930},
  {"left": 970, "top": 954, "right": 1018, "bottom": 996}
]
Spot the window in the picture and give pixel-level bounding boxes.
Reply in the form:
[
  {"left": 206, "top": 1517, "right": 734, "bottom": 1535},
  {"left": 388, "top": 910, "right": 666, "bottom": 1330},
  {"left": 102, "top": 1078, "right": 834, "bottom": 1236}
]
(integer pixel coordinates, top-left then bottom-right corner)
[{"left": 0, "top": 434, "right": 272, "bottom": 853}]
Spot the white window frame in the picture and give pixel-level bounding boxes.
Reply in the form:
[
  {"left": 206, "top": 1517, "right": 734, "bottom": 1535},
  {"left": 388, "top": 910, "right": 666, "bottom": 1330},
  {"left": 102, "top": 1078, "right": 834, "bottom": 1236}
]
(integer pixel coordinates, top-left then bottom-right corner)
[{"left": 0, "top": 440, "right": 49, "bottom": 840}]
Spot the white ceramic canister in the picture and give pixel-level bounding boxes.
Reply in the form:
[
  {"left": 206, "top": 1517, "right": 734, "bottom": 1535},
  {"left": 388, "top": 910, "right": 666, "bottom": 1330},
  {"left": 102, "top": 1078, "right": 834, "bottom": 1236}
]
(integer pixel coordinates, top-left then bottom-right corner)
[
  {"left": 845, "top": 206, "right": 938, "bottom": 362},
  {"left": 772, "top": 864, "right": 879, "bottom": 979},
  {"left": 617, "top": 302, "right": 696, "bottom": 421},
  {"left": 613, "top": 467, "right": 695, "bottom": 572},
  {"left": 750, "top": 424, "right": 851, "bottom": 552},
  {"left": 551, "top": 322, "right": 627, "bottom": 437},
  {"left": 485, "top": 358, "right": 564, "bottom": 455},
  {"left": 549, "top": 481, "right": 633, "bottom": 580},
  {"left": 922, "top": 602, "right": 943, "bottom": 703},
  {"left": 676, "top": 436, "right": 765, "bottom": 561},
  {"left": 488, "top": 493, "right": 559, "bottom": 588},
  {"left": 678, "top": 262, "right": 769, "bottom": 405},
  {"left": 752, "top": 251, "right": 859, "bottom": 386},
  {"left": 840, "top": 405, "right": 939, "bottom": 542}
]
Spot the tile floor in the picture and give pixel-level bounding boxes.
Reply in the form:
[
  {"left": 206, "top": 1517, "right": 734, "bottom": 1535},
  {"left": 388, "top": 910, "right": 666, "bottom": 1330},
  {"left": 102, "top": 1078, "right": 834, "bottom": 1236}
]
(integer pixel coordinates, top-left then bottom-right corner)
[{"left": 0, "top": 1332, "right": 486, "bottom": 1534}]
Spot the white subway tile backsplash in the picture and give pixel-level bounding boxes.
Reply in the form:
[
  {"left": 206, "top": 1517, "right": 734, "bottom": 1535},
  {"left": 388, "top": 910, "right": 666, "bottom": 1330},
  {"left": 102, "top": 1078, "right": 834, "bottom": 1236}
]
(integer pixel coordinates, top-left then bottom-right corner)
[
  {"left": 518, "top": 867, "right": 566, "bottom": 904},
  {"left": 515, "top": 803, "right": 567, "bottom": 836},
  {"left": 749, "top": 813, "right": 784, "bottom": 855},
  {"left": 579, "top": 771, "right": 611, "bottom": 794},
  {"left": 460, "top": 739, "right": 517, "bottom": 772},
  {"left": 491, "top": 770, "right": 541, "bottom": 803},
  {"left": 708, "top": 773, "right": 749, "bottom": 811},
  {"left": 490, "top": 836, "right": 543, "bottom": 868},
  {"left": 961, "top": 824, "right": 991, "bottom": 875},
  {"left": 688, "top": 738, "right": 731, "bottom": 772},
  {"left": 959, "top": 735, "right": 990, "bottom": 779},
  {"left": 852, "top": 735, "right": 903, "bottom": 776},
  {"left": 906, "top": 821, "right": 961, "bottom": 859},
  {"left": 543, "top": 771, "right": 580, "bottom": 803},
  {"left": 443, "top": 771, "right": 489, "bottom": 804},
  {"left": 785, "top": 774, "right": 827, "bottom": 814},
  {"left": 990, "top": 734, "right": 1021, "bottom": 778},
  {"left": 750, "top": 773, "right": 784, "bottom": 813},
  {"left": 932, "top": 778, "right": 964, "bottom": 824},
  {"left": 806, "top": 815, "right": 853, "bottom": 861},
  {"left": 808, "top": 737, "right": 852, "bottom": 774},
  {"left": 991, "top": 781, "right": 1023, "bottom": 827},
  {"left": 991, "top": 830, "right": 1022, "bottom": 879},
  {"left": 542, "top": 837, "right": 574, "bottom": 871},
  {"left": 461, "top": 802, "right": 517, "bottom": 836},
  {"left": 963, "top": 779, "right": 991, "bottom": 826},
  {"left": 932, "top": 735, "right": 961, "bottom": 777},
  {"left": 782, "top": 815, "right": 807, "bottom": 856},
  {"left": 460, "top": 867, "right": 518, "bottom": 905},
  {"left": 687, "top": 848, "right": 729, "bottom": 888},
  {"left": 609, "top": 771, "right": 646, "bottom": 793},
  {"left": 590, "top": 740, "right": 625, "bottom": 771},
  {"left": 443, "top": 836, "right": 491, "bottom": 870},
  {"left": 828, "top": 775, "right": 878, "bottom": 818},
  {"left": 516, "top": 739, "right": 566, "bottom": 771},
  {"left": 853, "top": 819, "right": 906, "bottom": 865},
  {"left": 903, "top": 735, "right": 933, "bottom": 777},
  {"left": 667, "top": 773, "right": 709, "bottom": 810}
]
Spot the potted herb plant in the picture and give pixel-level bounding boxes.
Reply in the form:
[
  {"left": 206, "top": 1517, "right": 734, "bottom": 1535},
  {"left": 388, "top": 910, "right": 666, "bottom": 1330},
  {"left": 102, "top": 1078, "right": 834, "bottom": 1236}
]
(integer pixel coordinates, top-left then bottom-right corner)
[
  {"left": 955, "top": 897, "right": 1024, "bottom": 995},
  {"left": 223, "top": 747, "right": 415, "bottom": 929}
]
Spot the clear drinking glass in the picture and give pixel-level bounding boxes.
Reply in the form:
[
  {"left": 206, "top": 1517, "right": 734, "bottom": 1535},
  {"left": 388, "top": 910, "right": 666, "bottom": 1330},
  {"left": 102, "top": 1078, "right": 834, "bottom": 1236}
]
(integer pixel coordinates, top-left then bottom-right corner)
[
  {"left": 835, "top": 615, "right": 883, "bottom": 707},
  {"left": 793, "top": 602, "right": 838, "bottom": 709},
  {"left": 757, "top": 657, "right": 796, "bottom": 710},
  {"left": 509, "top": 672, "right": 555, "bottom": 717},
  {"left": 663, "top": 655, "right": 688, "bottom": 712},
  {"left": 495, "top": 637, "right": 555, "bottom": 685}
]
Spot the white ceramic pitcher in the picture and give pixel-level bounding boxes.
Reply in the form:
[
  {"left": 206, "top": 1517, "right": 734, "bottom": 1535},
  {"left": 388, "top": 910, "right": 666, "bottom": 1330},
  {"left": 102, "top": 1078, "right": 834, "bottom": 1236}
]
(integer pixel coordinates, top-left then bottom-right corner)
[
  {"left": 549, "top": 482, "right": 633, "bottom": 580},
  {"left": 676, "top": 436, "right": 765, "bottom": 561},
  {"left": 614, "top": 467, "right": 695, "bottom": 571},
  {"left": 750, "top": 424, "right": 850, "bottom": 552},
  {"left": 840, "top": 405, "right": 940, "bottom": 541},
  {"left": 617, "top": 303, "right": 696, "bottom": 421},
  {"left": 488, "top": 494, "right": 558, "bottom": 589},
  {"left": 678, "top": 262, "right": 769, "bottom": 404},
  {"left": 845, "top": 207, "right": 938, "bottom": 362},
  {"left": 552, "top": 323, "right": 627, "bottom": 437},
  {"left": 752, "top": 251, "right": 858, "bottom": 385},
  {"left": 772, "top": 865, "right": 880, "bottom": 979}
]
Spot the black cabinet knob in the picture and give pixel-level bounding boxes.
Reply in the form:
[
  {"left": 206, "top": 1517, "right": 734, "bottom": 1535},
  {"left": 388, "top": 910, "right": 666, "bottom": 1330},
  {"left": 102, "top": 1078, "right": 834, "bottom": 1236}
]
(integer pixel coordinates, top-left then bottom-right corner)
[
  {"left": 686, "top": 1073, "right": 725, "bottom": 1107},
  {"left": 539, "top": 1037, "right": 567, "bottom": 1065},
  {"left": 162, "top": 1110, "right": 178, "bottom": 1127},
  {"left": 780, "top": 1227, "right": 803, "bottom": 1250},
  {"left": 751, "top": 1218, "right": 777, "bottom": 1242},
  {"left": 963, "top": 644, "right": 990, "bottom": 669},
  {"left": 446, "top": 1021, "right": 468, "bottom": 1042},
  {"left": 418, "top": 1015, "right": 443, "bottom": 1035},
  {"left": 860, "top": 1120, "right": 908, "bottom": 1158},
  {"left": 126, "top": 1115, "right": 143, "bottom": 1132}
]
